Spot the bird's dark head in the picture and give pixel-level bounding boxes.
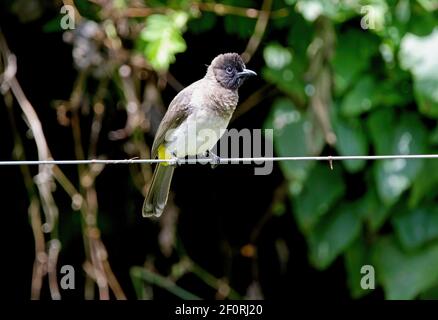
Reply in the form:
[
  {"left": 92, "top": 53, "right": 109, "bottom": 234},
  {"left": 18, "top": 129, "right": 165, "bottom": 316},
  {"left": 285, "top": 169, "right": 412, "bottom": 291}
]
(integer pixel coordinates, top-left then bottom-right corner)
[{"left": 209, "top": 53, "right": 256, "bottom": 90}]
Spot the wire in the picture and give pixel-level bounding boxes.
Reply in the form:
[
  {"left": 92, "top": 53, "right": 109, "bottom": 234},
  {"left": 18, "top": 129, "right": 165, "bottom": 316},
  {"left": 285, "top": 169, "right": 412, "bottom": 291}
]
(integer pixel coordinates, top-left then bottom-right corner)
[{"left": 1, "top": 154, "right": 438, "bottom": 166}]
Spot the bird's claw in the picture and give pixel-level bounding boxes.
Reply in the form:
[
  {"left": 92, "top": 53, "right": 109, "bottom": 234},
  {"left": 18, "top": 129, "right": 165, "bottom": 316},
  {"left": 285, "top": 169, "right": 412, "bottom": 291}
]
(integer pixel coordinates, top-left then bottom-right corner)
[
  {"left": 205, "top": 150, "right": 221, "bottom": 169},
  {"left": 170, "top": 156, "right": 183, "bottom": 167},
  {"left": 211, "top": 157, "right": 220, "bottom": 169}
]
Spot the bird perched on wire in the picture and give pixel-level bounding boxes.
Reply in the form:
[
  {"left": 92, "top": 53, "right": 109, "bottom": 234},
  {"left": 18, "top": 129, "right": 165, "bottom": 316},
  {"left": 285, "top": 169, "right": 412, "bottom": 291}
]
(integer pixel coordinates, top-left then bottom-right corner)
[{"left": 143, "top": 52, "right": 257, "bottom": 217}]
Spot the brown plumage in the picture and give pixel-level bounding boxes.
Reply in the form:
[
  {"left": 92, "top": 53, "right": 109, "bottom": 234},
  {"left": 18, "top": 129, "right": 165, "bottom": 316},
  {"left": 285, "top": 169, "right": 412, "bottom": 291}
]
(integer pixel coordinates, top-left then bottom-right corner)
[{"left": 143, "top": 53, "right": 256, "bottom": 217}]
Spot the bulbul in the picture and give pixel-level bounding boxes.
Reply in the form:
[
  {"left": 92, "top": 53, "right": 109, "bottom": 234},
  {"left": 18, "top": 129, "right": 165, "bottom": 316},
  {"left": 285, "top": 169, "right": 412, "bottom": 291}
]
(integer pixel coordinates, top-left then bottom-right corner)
[{"left": 143, "top": 53, "right": 256, "bottom": 217}]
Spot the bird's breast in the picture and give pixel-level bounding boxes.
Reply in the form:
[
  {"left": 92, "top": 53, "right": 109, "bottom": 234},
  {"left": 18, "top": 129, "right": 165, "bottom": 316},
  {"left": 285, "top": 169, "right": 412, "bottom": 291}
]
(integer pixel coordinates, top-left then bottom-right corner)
[
  {"left": 164, "top": 83, "right": 238, "bottom": 157},
  {"left": 165, "top": 107, "right": 231, "bottom": 157}
]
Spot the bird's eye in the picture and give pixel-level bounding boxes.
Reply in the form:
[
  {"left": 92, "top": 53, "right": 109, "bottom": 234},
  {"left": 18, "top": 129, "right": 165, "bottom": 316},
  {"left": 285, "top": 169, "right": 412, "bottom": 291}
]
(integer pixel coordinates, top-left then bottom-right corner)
[{"left": 226, "top": 66, "right": 233, "bottom": 74}]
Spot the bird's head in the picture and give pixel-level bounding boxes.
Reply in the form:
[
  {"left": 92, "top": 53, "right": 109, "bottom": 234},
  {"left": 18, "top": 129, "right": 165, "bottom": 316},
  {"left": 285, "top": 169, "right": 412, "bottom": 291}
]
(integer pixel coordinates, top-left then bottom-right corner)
[{"left": 208, "top": 53, "right": 257, "bottom": 90}]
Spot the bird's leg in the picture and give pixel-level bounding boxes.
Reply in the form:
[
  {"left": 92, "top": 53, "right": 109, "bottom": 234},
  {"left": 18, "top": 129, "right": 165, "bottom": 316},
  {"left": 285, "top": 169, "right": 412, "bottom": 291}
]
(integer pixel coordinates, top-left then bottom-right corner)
[
  {"left": 170, "top": 152, "right": 183, "bottom": 167},
  {"left": 204, "top": 150, "right": 221, "bottom": 169}
]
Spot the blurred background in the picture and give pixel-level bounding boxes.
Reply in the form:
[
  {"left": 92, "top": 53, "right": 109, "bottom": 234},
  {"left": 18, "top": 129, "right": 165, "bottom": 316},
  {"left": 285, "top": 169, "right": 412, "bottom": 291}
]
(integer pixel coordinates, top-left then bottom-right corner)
[{"left": 1, "top": 0, "right": 438, "bottom": 301}]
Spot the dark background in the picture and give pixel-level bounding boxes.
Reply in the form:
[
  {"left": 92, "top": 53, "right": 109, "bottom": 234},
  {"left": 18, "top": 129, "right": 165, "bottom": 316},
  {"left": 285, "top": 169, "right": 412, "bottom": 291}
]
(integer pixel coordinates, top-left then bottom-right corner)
[
  {"left": 9, "top": 0, "right": 435, "bottom": 302},
  {"left": 0, "top": 6, "right": 370, "bottom": 301}
]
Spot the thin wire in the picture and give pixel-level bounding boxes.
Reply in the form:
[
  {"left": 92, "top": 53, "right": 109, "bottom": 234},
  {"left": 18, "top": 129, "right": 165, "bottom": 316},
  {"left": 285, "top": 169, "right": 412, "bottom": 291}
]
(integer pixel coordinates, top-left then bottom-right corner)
[{"left": 1, "top": 154, "right": 438, "bottom": 166}]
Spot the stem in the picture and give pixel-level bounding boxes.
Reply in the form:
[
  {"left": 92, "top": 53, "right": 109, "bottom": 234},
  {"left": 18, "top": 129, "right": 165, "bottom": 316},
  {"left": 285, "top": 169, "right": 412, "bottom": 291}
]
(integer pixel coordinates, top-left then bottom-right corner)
[
  {"left": 130, "top": 266, "right": 201, "bottom": 300},
  {"left": 190, "top": 261, "right": 242, "bottom": 300},
  {"left": 120, "top": 2, "right": 289, "bottom": 19},
  {"left": 1, "top": 32, "right": 61, "bottom": 299},
  {"left": 241, "top": 0, "right": 273, "bottom": 63},
  {"left": 231, "top": 84, "right": 275, "bottom": 122}
]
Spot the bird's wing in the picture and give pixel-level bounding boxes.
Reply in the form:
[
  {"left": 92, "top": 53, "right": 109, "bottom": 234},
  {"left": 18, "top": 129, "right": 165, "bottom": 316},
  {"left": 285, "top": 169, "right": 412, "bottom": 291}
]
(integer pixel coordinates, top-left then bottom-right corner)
[{"left": 151, "top": 83, "right": 197, "bottom": 158}]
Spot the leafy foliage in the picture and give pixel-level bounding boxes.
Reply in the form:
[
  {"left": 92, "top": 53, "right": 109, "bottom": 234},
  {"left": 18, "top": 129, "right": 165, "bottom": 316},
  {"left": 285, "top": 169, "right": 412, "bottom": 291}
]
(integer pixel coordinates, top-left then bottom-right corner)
[
  {"left": 138, "top": 11, "right": 188, "bottom": 71},
  {"left": 373, "top": 236, "right": 438, "bottom": 299},
  {"left": 264, "top": 98, "right": 324, "bottom": 194},
  {"left": 95, "top": 0, "right": 438, "bottom": 300},
  {"left": 399, "top": 28, "right": 438, "bottom": 118},
  {"left": 261, "top": 0, "right": 438, "bottom": 300},
  {"left": 4, "top": 0, "right": 438, "bottom": 301}
]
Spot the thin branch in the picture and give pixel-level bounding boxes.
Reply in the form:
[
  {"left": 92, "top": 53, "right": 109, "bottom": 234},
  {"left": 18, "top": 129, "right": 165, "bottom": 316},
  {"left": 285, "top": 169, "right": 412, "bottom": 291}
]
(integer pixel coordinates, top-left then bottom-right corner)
[
  {"left": 29, "top": 199, "right": 46, "bottom": 300},
  {"left": 166, "top": 72, "right": 184, "bottom": 92},
  {"left": 130, "top": 266, "right": 201, "bottom": 300},
  {"left": 67, "top": 70, "right": 127, "bottom": 300},
  {"left": 196, "top": 2, "right": 287, "bottom": 19},
  {"left": 1, "top": 31, "right": 61, "bottom": 299},
  {"left": 103, "top": 260, "right": 127, "bottom": 300},
  {"left": 47, "top": 240, "right": 62, "bottom": 300},
  {"left": 231, "top": 84, "right": 276, "bottom": 122},
  {"left": 120, "top": 3, "right": 289, "bottom": 19},
  {"left": 190, "top": 260, "right": 242, "bottom": 300},
  {"left": 88, "top": 79, "right": 108, "bottom": 158},
  {"left": 305, "top": 17, "right": 337, "bottom": 146},
  {"left": 5, "top": 85, "right": 47, "bottom": 300},
  {"left": 241, "top": 0, "right": 273, "bottom": 63}
]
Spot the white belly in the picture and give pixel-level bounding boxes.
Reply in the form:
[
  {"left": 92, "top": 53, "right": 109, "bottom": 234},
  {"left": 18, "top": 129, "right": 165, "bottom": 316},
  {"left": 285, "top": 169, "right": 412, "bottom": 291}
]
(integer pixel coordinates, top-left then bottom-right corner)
[{"left": 165, "top": 108, "right": 230, "bottom": 157}]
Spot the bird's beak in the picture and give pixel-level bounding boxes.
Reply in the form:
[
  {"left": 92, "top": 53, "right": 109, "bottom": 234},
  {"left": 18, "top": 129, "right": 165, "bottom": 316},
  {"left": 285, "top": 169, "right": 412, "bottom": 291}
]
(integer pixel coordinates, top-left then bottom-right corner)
[{"left": 238, "top": 69, "right": 257, "bottom": 78}]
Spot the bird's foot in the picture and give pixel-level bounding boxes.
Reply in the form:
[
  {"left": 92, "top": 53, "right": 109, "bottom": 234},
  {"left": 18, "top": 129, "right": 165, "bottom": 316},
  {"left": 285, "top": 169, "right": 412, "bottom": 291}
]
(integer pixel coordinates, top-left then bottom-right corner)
[
  {"left": 170, "top": 153, "right": 183, "bottom": 167},
  {"left": 205, "top": 150, "right": 221, "bottom": 169}
]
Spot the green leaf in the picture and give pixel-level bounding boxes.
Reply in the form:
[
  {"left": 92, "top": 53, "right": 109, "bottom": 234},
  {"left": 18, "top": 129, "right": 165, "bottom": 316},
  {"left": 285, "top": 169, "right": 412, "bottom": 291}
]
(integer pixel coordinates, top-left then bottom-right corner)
[
  {"left": 432, "top": 126, "right": 438, "bottom": 145},
  {"left": 292, "top": 163, "right": 345, "bottom": 233},
  {"left": 394, "top": 0, "right": 411, "bottom": 24},
  {"left": 340, "top": 76, "right": 378, "bottom": 117},
  {"left": 409, "top": 160, "right": 438, "bottom": 207},
  {"left": 287, "top": 13, "right": 314, "bottom": 57},
  {"left": 358, "top": 189, "right": 390, "bottom": 232},
  {"left": 416, "top": 0, "right": 438, "bottom": 12},
  {"left": 367, "top": 108, "right": 396, "bottom": 154},
  {"left": 392, "top": 205, "right": 438, "bottom": 251},
  {"left": 139, "top": 12, "right": 188, "bottom": 71},
  {"left": 408, "top": 9, "right": 438, "bottom": 36},
  {"left": 399, "top": 28, "right": 438, "bottom": 118},
  {"left": 373, "top": 236, "right": 438, "bottom": 299},
  {"left": 420, "top": 285, "right": 438, "bottom": 299},
  {"left": 332, "top": 112, "right": 369, "bottom": 173},
  {"left": 264, "top": 98, "right": 324, "bottom": 194},
  {"left": 262, "top": 50, "right": 307, "bottom": 106},
  {"left": 42, "top": 16, "right": 63, "bottom": 33},
  {"left": 74, "top": 0, "right": 100, "bottom": 20},
  {"left": 309, "top": 203, "right": 361, "bottom": 270},
  {"left": 332, "top": 30, "right": 379, "bottom": 95},
  {"left": 368, "top": 111, "right": 428, "bottom": 206},
  {"left": 295, "top": 0, "right": 356, "bottom": 22},
  {"left": 414, "top": 78, "right": 438, "bottom": 118},
  {"left": 344, "top": 237, "right": 372, "bottom": 299},
  {"left": 376, "top": 83, "right": 412, "bottom": 108}
]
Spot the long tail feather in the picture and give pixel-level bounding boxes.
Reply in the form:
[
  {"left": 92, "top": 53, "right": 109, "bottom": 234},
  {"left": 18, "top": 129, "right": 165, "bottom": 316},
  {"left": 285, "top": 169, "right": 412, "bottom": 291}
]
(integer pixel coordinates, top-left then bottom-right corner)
[{"left": 142, "top": 164, "right": 175, "bottom": 217}]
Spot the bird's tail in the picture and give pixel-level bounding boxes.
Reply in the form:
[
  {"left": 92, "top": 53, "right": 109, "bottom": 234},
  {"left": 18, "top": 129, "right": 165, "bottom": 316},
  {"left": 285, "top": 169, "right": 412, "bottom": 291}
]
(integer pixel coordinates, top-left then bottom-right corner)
[{"left": 142, "top": 164, "right": 175, "bottom": 217}]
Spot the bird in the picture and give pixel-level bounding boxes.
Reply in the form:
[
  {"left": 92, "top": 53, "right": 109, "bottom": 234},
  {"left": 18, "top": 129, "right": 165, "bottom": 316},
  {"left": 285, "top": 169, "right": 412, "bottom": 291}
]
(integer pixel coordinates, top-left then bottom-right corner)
[{"left": 143, "top": 52, "right": 256, "bottom": 217}]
